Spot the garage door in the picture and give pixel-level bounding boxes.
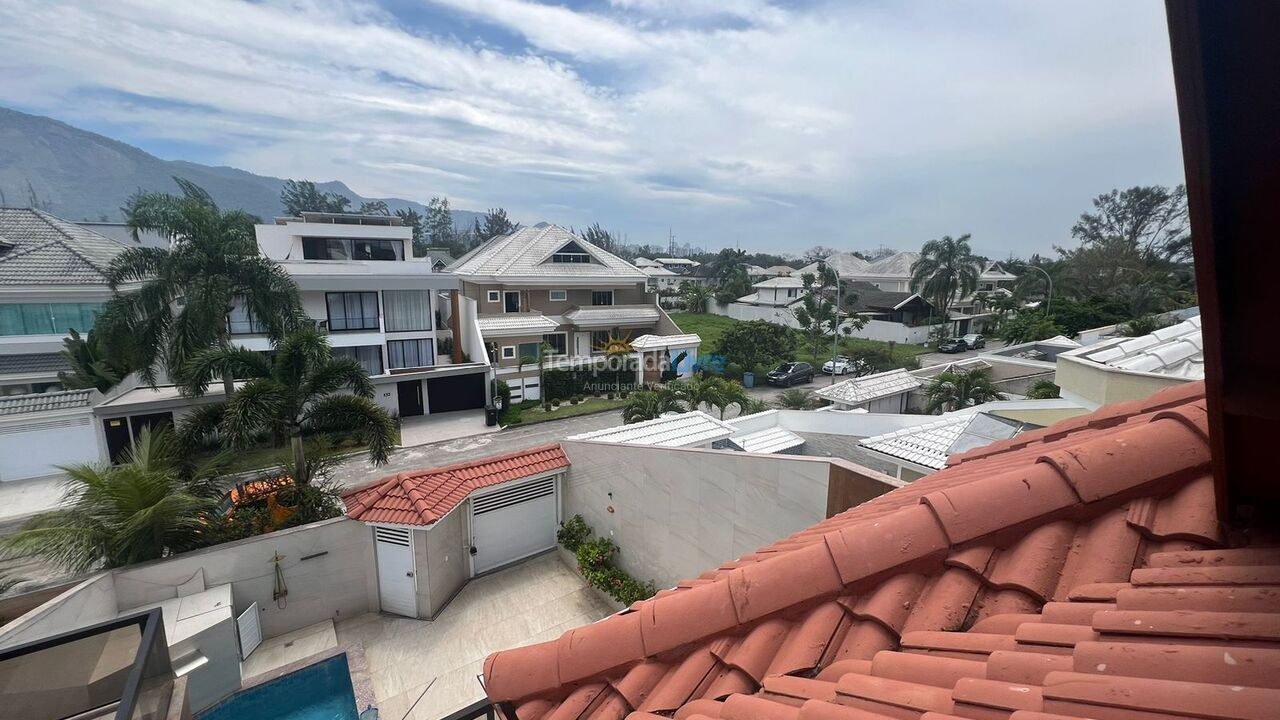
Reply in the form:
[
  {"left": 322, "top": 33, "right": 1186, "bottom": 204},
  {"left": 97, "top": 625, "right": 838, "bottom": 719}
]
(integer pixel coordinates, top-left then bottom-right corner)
[
  {"left": 426, "top": 372, "right": 486, "bottom": 413},
  {"left": 471, "top": 474, "right": 558, "bottom": 574},
  {"left": 0, "top": 415, "right": 98, "bottom": 481}
]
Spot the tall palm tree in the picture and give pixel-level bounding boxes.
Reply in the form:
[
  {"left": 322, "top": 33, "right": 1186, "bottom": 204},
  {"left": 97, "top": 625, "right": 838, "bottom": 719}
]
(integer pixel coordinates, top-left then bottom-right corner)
[
  {"left": 58, "top": 328, "right": 132, "bottom": 392},
  {"left": 774, "top": 388, "right": 813, "bottom": 409},
  {"left": 909, "top": 235, "right": 982, "bottom": 324},
  {"left": 711, "top": 379, "right": 749, "bottom": 420},
  {"left": 621, "top": 388, "right": 684, "bottom": 424},
  {"left": 923, "top": 368, "right": 1006, "bottom": 413},
  {"left": 2, "top": 428, "right": 228, "bottom": 573},
  {"left": 680, "top": 282, "right": 714, "bottom": 313},
  {"left": 99, "top": 178, "right": 304, "bottom": 394},
  {"left": 178, "top": 329, "right": 397, "bottom": 484}
]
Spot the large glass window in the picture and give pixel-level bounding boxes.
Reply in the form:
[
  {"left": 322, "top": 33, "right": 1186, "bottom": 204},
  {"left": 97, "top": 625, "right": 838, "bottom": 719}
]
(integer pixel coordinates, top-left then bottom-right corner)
[
  {"left": 383, "top": 291, "right": 431, "bottom": 332},
  {"left": 0, "top": 302, "right": 103, "bottom": 336},
  {"left": 542, "top": 333, "right": 567, "bottom": 355},
  {"left": 326, "top": 292, "right": 379, "bottom": 331},
  {"left": 332, "top": 345, "right": 384, "bottom": 375},
  {"left": 591, "top": 291, "right": 614, "bottom": 306},
  {"left": 387, "top": 339, "right": 434, "bottom": 369},
  {"left": 302, "top": 237, "right": 404, "bottom": 261},
  {"left": 227, "top": 298, "right": 268, "bottom": 335},
  {"left": 518, "top": 342, "right": 542, "bottom": 361},
  {"left": 590, "top": 330, "right": 610, "bottom": 353},
  {"left": 550, "top": 241, "right": 592, "bottom": 264}
]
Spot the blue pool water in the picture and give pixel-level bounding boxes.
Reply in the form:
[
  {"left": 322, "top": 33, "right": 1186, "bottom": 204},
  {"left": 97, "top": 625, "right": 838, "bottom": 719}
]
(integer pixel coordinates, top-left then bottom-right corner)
[{"left": 198, "top": 654, "right": 360, "bottom": 720}]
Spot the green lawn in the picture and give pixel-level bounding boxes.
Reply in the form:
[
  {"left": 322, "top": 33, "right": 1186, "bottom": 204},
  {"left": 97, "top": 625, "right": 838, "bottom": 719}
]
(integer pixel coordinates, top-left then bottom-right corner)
[
  {"left": 505, "top": 397, "right": 627, "bottom": 426},
  {"left": 669, "top": 311, "right": 931, "bottom": 370}
]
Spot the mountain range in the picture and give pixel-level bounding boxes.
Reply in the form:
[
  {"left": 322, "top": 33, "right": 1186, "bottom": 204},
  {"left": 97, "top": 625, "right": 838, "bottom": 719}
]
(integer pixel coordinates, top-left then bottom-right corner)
[{"left": 0, "top": 106, "right": 482, "bottom": 227}]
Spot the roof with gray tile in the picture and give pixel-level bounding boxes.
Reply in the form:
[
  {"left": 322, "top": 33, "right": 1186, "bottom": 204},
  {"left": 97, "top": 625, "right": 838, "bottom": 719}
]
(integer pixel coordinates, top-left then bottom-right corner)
[
  {"left": 815, "top": 367, "right": 922, "bottom": 405},
  {"left": 798, "top": 252, "right": 871, "bottom": 278},
  {"left": 567, "top": 410, "right": 736, "bottom": 447},
  {"left": 0, "top": 208, "right": 125, "bottom": 286},
  {"left": 864, "top": 250, "right": 921, "bottom": 277},
  {"left": 476, "top": 314, "right": 560, "bottom": 335},
  {"left": 1075, "top": 315, "right": 1204, "bottom": 379},
  {"left": 561, "top": 304, "right": 660, "bottom": 325},
  {"left": 0, "top": 352, "right": 71, "bottom": 376},
  {"left": 0, "top": 388, "right": 95, "bottom": 416},
  {"left": 448, "top": 224, "right": 644, "bottom": 280}
]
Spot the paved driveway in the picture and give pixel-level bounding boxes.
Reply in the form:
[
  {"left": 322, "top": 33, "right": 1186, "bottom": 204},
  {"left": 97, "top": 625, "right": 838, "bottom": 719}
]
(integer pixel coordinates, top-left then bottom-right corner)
[{"left": 916, "top": 339, "right": 1010, "bottom": 369}]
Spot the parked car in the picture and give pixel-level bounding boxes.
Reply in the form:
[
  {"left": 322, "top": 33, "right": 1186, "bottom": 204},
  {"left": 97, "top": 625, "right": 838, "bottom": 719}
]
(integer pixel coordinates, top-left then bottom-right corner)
[
  {"left": 962, "top": 333, "right": 986, "bottom": 349},
  {"left": 937, "top": 337, "right": 968, "bottom": 353},
  {"left": 767, "top": 361, "right": 816, "bottom": 387},
  {"left": 824, "top": 353, "right": 865, "bottom": 376}
]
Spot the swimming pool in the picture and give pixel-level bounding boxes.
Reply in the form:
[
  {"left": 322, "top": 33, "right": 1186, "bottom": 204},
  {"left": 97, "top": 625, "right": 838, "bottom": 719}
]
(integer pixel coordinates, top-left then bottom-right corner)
[{"left": 198, "top": 654, "right": 360, "bottom": 720}]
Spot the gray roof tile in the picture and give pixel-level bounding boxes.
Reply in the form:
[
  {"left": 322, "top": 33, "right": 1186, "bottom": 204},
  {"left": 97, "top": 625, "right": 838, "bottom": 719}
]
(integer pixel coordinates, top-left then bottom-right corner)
[
  {"left": 0, "top": 352, "right": 71, "bottom": 375},
  {"left": 449, "top": 224, "right": 644, "bottom": 280},
  {"left": 0, "top": 389, "right": 94, "bottom": 416},
  {"left": 0, "top": 208, "right": 124, "bottom": 286}
]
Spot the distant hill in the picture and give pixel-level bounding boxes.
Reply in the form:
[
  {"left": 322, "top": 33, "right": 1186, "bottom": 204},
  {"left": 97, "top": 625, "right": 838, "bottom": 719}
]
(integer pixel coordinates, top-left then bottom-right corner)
[{"left": 0, "top": 106, "right": 483, "bottom": 227}]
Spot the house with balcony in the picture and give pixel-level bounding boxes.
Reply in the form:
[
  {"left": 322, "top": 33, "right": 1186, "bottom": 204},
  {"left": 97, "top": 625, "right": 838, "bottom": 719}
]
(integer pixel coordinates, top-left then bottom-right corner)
[
  {"left": 448, "top": 224, "right": 698, "bottom": 401},
  {"left": 250, "top": 212, "right": 492, "bottom": 419}
]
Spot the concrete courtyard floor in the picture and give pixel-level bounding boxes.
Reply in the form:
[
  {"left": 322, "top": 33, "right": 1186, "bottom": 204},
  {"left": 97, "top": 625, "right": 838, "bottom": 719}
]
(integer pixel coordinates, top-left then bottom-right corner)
[{"left": 333, "top": 551, "right": 614, "bottom": 720}]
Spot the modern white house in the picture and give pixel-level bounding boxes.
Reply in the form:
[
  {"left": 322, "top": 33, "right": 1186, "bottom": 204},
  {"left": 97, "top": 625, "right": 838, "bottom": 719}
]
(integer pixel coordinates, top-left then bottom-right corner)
[
  {"left": 251, "top": 212, "right": 492, "bottom": 420},
  {"left": 1055, "top": 314, "right": 1204, "bottom": 410},
  {"left": 449, "top": 224, "right": 698, "bottom": 401}
]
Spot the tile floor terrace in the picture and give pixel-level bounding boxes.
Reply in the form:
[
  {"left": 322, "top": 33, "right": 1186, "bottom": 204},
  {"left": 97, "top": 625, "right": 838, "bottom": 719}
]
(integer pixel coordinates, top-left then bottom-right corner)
[{"left": 335, "top": 552, "right": 615, "bottom": 720}]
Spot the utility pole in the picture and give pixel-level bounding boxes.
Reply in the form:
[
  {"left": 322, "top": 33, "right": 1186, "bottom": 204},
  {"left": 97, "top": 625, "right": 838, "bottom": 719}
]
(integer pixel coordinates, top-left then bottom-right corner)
[{"left": 831, "top": 270, "right": 842, "bottom": 386}]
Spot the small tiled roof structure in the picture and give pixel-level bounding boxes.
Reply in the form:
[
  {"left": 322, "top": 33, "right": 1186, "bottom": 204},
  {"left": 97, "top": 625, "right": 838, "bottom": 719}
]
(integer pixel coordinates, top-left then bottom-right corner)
[
  {"left": 798, "top": 253, "right": 871, "bottom": 279},
  {"left": 0, "top": 389, "right": 95, "bottom": 416},
  {"left": 815, "top": 368, "right": 922, "bottom": 406},
  {"left": 753, "top": 276, "right": 806, "bottom": 289},
  {"left": 729, "top": 427, "right": 805, "bottom": 454},
  {"left": 477, "top": 314, "right": 561, "bottom": 336},
  {"left": 860, "top": 412, "right": 1030, "bottom": 470},
  {"left": 628, "top": 334, "right": 701, "bottom": 351},
  {"left": 449, "top": 225, "right": 644, "bottom": 280},
  {"left": 1074, "top": 315, "right": 1204, "bottom": 379},
  {"left": 482, "top": 383, "right": 1280, "bottom": 720},
  {"left": 0, "top": 208, "right": 125, "bottom": 286},
  {"left": 567, "top": 411, "right": 736, "bottom": 448},
  {"left": 763, "top": 265, "right": 796, "bottom": 276},
  {"left": 561, "top": 305, "right": 661, "bottom": 326},
  {"left": 343, "top": 444, "right": 569, "bottom": 526},
  {"left": 0, "top": 352, "right": 71, "bottom": 375},
  {"left": 844, "top": 281, "right": 931, "bottom": 314}
]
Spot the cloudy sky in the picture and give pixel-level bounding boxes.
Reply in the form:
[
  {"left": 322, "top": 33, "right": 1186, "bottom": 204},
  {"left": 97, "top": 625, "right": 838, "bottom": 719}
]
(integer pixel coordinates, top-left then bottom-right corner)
[{"left": 0, "top": 0, "right": 1184, "bottom": 257}]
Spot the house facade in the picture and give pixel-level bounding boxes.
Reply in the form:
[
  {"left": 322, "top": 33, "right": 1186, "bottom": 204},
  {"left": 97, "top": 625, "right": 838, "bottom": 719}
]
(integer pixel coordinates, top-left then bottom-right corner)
[
  {"left": 252, "top": 212, "right": 492, "bottom": 419},
  {"left": 449, "top": 224, "right": 697, "bottom": 401}
]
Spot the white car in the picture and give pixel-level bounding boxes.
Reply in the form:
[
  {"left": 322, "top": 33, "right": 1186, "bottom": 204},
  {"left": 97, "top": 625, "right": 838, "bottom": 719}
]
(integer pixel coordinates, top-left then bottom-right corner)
[{"left": 822, "top": 355, "right": 865, "bottom": 375}]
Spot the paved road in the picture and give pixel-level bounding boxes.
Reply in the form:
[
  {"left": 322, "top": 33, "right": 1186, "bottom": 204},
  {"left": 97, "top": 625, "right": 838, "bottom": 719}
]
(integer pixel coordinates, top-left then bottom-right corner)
[{"left": 916, "top": 339, "right": 1010, "bottom": 369}]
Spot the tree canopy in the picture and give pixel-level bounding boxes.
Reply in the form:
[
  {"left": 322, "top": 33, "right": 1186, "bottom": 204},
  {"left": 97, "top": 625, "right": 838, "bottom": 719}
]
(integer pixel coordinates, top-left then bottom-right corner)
[
  {"left": 715, "top": 320, "right": 796, "bottom": 372},
  {"left": 280, "top": 179, "right": 350, "bottom": 215},
  {"left": 910, "top": 234, "right": 982, "bottom": 321}
]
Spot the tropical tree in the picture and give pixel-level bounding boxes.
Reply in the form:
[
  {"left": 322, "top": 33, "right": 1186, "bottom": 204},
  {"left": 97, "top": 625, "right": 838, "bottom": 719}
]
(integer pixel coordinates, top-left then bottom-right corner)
[
  {"left": 1, "top": 428, "right": 229, "bottom": 573},
  {"left": 280, "top": 179, "right": 350, "bottom": 215},
  {"left": 741, "top": 398, "right": 772, "bottom": 415},
  {"left": 177, "top": 329, "right": 397, "bottom": 484},
  {"left": 357, "top": 200, "right": 390, "bottom": 215},
  {"left": 1026, "top": 380, "right": 1061, "bottom": 399},
  {"left": 58, "top": 328, "right": 132, "bottom": 392},
  {"left": 580, "top": 223, "right": 617, "bottom": 252},
  {"left": 923, "top": 368, "right": 1006, "bottom": 413},
  {"left": 672, "top": 376, "right": 749, "bottom": 420},
  {"left": 100, "top": 179, "right": 304, "bottom": 394},
  {"left": 680, "top": 282, "right": 714, "bottom": 313},
  {"left": 479, "top": 207, "right": 519, "bottom": 241},
  {"left": 710, "top": 379, "right": 749, "bottom": 420},
  {"left": 998, "top": 312, "right": 1066, "bottom": 344},
  {"left": 715, "top": 320, "right": 796, "bottom": 373},
  {"left": 425, "top": 197, "right": 455, "bottom": 249},
  {"left": 395, "top": 208, "right": 426, "bottom": 253},
  {"left": 910, "top": 235, "right": 982, "bottom": 322},
  {"left": 622, "top": 388, "right": 683, "bottom": 424},
  {"left": 774, "top": 388, "right": 813, "bottom": 410}
]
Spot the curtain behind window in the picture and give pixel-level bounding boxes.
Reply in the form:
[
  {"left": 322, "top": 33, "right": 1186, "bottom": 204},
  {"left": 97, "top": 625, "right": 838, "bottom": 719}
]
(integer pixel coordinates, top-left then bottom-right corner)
[{"left": 383, "top": 291, "right": 431, "bottom": 332}]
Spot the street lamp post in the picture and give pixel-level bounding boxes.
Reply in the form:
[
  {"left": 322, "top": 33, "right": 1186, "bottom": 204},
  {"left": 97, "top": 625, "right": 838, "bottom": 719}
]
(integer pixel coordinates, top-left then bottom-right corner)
[
  {"left": 1023, "top": 265, "right": 1053, "bottom": 316},
  {"left": 831, "top": 274, "right": 842, "bottom": 386}
]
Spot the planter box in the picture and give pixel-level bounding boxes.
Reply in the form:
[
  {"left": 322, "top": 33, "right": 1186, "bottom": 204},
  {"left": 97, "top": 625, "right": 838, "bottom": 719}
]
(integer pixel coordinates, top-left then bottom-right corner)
[{"left": 556, "top": 547, "right": 627, "bottom": 613}]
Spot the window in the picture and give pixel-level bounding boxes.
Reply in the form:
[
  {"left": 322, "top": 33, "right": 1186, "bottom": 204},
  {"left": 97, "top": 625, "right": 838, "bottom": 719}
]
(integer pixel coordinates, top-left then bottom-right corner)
[
  {"left": 332, "top": 345, "right": 383, "bottom": 375},
  {"left": 504, "top": 291, "right": 521, "bottom": 313},
  {"left": 486, "top": 290, "right": 500, "bottom": 303},
  {"left": 590, "top": 330, "right": 610, "bottom": 353},
  {"left": 542, "top": 333, "right": 567, "bottom": 355},
  {"left": 591, "top": 291, "right": 613, "bottom": 306},
  {"left": 227, "top": 298, "right": 268, "bottom": 335},
  {"left": 387, "top": 339, "right": 434, "bottom": 369},
  {"left": 786, "top": 289, "right": 798, "bottom": 298},
  {"left": 501, "top": 345, "right": 516, "bottom": 360},
  {"left": 518, "top": 342, "right": 541, "bottom": 361},
  {"left": 326, "top": 292, "right": 379, "bottom": 331},
  {"left": 550, "top": 241, "right": 592, "bottom": 264},
  {"left": 549, "top": 290, "right": 567, "bottom": 302},
  {"left": 383, "top": 290, "right": 431, "bottom": 332},
  {"left": 302, "top": 237, "right": 403, "bottom": 261},
  {"left": 0, "top": 302, "right": 103, "bottom": 336}
]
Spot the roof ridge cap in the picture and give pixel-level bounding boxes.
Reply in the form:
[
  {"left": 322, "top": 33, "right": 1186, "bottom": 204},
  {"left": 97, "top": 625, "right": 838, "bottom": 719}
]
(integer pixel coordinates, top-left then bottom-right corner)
[
  {"left": 492, "top": 225, "right": 553, "bottom": 275},
  {"left": 31, "top": 210, "right": 116, "bottom": 279}
]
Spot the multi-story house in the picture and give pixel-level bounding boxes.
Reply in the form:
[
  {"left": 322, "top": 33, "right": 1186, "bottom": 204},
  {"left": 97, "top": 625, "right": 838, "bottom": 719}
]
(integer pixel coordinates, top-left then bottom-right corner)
[
  {"left": 251, "top": 212, "right": 492, "bottom": 418},
  {"left": 0, "top": 208, "right": 130, "bottom": 396},
  {"left": 449, "top": 224, "right": 699, "bottom": 401}
]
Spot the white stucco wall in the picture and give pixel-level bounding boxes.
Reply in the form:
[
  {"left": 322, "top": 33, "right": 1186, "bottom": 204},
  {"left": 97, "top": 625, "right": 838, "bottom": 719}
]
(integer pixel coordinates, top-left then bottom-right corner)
[
  {"left": 0, "top": 573, "right": 117, "bottom": 649},
  {"left": 560, "top": 442, "right": 832, "bottom": 588},
  {"left": 0, "top": 409, "right": 99, "bottom": 482}
]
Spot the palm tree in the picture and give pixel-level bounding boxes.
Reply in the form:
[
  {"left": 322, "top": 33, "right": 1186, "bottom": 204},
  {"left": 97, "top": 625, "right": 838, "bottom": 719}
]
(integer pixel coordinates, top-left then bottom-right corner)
[
  {"left": 775, "top": 388, "right": 813, "bottom": 410},
  {"left": 177, "top": 329, "right": 397, "bottom": 484},
  {"left": 621, "top": 388, "right": 683, "bottom": 424},
  {"left": 741, "top": 398, "right": 772, "bottom": 415},
  {"left": 923, "top": 368, "right": 1006, "bottom": 413},
  {"left": 711, "top": 379, "right": 749, "bottom": 420},
  {"left": 680, "top": 282, "right": 714, "bottom": 313},
  {"left": 99, "top": 178, "right": 304, "bottom": 395},
  {"left": 2, "top": 427, "right": 228, "bottom": 573},
  {"left": 909, "top": 235, "right": 982, "bottom": 324},
  {"left": 58, "top": 328, "right": 131, "bottom": 392}
]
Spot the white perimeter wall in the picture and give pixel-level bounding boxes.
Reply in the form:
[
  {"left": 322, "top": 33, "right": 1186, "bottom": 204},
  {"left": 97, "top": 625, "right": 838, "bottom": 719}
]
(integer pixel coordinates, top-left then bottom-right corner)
[
  {"left": 0, "top": 410, "right": 99, "bottom": 482},
  {"left": 561, "top": 442, "right": 832, "bottom": 588},
  {"left": 728, "top": 408, "right": 932, "bottom": 437}
]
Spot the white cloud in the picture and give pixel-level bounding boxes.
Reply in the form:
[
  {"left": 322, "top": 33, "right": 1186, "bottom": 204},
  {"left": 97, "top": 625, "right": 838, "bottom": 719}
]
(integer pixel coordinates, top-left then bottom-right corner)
[{"left": 0, "top": 0, "right": 1184, "bottom": 254}]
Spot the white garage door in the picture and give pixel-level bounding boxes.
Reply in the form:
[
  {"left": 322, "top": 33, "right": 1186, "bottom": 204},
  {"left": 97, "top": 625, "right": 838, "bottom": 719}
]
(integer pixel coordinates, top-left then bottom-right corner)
[
  {"left": 471, "top": 474, "right": 558, "bottom": 574},
  {"left": 0, "top": 415, "right": 98, "bottom": 482}
]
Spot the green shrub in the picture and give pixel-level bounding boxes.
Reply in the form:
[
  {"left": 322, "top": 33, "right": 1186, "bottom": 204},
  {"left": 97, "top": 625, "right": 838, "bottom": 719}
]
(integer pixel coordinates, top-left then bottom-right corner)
[
  {"left": 576, "top": 536, "right": 617, "bottom": 570},
  {"left": 569, "top": 397, "right": 578, "bottom": 405},
  {"left": 552, "top": 398, "right": 561, "bottom": 407},
  {"left": 556, "top": 514, "right": 592, "bottom": 551},
  {"left": 495, "top": 379, "right": 512, "bottom": 410},
  {"left": 607, "top": 392, "right": 615, "bottom": 400},
  {"left": 724, "top": 363, "right": 745, "bottom": 381},
  {"left": 620, "top": 390, "right": 630, "bottom": 399},
  {"left": 542, "top": 402, "right": 552, "bottom": 412}
]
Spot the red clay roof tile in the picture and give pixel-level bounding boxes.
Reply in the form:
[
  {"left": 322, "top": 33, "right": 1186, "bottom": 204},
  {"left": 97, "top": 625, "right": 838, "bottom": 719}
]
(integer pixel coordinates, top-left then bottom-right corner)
[
  {"left": 483, "top": 383, "right": 1280, "bottom": 720},
  {"left": 342, "top": 444, "right": 568, "bottom": 526}
]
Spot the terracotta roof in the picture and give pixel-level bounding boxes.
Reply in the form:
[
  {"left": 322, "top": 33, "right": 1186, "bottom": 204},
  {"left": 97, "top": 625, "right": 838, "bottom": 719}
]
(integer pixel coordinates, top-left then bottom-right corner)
[
  {"left": 342, "top": 444, "right": 569, "bottom": 526},
  {"left": 482, "top": 382, "right": 1280, "bottom": 720}
]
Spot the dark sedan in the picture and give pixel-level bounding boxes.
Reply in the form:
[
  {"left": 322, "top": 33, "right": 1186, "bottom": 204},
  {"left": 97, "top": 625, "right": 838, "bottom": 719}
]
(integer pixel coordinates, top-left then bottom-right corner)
[
  {"left": 766, "top": 361, "right": 816, "bottom": 387},
  {"left": 937, "top": 337, "right": 968, "bottom": 353}
]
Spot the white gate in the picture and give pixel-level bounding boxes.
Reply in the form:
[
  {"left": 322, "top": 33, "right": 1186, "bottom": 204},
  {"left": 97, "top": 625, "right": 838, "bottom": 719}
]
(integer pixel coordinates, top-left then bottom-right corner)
[
  {"left": 374, "top": 526, "right": 418, "bottom": 617},
  {"left": 471, "top": 474, "right": 558, "bottom": 574},
  {"left": 236, "top": 602, "right": 262, "bottom": 659}
]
